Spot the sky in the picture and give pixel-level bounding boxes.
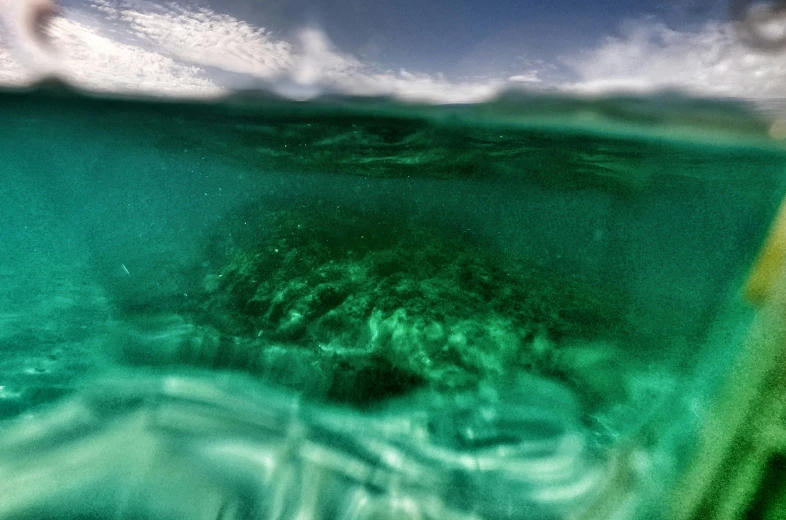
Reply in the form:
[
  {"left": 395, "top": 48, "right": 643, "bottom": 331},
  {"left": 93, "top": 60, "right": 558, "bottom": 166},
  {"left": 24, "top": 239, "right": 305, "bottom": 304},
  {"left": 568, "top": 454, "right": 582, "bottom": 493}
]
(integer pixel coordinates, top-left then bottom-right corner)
[{"left": 1, "top": 0, "right": 786, "bottom": 102}]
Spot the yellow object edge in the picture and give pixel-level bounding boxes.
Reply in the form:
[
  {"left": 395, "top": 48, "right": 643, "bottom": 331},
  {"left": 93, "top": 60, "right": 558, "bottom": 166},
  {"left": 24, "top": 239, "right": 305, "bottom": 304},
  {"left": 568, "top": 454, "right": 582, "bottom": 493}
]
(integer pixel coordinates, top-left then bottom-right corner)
[{"left": 745, "top": 198, "right": 786, "bottom": 306}]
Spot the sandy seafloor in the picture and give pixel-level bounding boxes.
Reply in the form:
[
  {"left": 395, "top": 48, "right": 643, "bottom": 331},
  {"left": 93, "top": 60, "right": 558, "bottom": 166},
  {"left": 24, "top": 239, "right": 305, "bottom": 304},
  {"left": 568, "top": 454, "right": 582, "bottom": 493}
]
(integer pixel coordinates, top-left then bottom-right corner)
[{"left": 0, "top": 257, "right": 111, "bottom": 419}]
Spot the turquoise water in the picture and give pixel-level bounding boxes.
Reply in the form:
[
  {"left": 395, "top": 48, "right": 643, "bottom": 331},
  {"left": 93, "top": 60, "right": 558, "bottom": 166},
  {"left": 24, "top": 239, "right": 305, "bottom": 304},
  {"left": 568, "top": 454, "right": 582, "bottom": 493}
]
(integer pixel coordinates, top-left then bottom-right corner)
[{"left": 0, "top": 86, "right": 784, "bottom": 519}]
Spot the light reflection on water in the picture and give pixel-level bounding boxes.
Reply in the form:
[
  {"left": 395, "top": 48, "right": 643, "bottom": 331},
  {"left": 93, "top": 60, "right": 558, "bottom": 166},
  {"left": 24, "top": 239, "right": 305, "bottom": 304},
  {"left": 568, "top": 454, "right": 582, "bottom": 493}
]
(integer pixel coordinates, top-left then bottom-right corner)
[{"left": 0, "top": 371, "right": 622, "bottom": 520}]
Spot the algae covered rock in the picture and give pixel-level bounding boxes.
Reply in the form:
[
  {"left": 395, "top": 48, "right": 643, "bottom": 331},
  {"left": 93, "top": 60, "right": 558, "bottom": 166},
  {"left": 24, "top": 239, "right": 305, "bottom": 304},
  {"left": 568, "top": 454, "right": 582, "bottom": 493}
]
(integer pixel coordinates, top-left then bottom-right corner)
[{"left": 193, "top": 200, "right": 619, "bottom": 405}]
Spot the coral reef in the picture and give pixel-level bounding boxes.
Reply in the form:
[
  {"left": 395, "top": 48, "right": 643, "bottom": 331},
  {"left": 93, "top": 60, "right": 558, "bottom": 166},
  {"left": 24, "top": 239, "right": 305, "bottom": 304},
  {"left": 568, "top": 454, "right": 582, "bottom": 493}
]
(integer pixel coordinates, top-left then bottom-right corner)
[{"left": 188, "top": 201, "right": 621, "bottom": 406}]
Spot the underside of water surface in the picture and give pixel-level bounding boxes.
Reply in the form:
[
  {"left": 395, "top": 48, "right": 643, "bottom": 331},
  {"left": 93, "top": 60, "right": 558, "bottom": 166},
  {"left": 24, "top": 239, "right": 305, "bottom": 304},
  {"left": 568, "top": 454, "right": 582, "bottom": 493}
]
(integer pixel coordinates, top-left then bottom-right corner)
[{"left": 1, "top": 85, "right": 786, "bottom": 519}]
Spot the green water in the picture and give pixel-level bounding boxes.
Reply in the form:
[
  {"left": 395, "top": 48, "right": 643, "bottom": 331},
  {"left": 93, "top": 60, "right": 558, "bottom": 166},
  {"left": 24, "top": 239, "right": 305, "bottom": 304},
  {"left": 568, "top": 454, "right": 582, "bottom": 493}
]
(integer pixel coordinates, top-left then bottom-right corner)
[{"left": 1, "top": 86, "right": 785, "bottom": 519}]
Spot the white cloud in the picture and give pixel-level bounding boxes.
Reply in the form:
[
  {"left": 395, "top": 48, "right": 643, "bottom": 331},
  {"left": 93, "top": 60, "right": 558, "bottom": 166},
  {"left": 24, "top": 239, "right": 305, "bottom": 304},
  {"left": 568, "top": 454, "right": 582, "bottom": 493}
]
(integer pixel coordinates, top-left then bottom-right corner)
[
  {"left": 289, "top": 28, "right": 361, "bottom": 85},
  {"left": 275, "top": 29, "right": 504, "bottom": 103},
  {"left": 93, "top": 0, "right": 294, "bottom": 78},
  {"left": 6, "top": 1, "right": 784, "bottom": 103},
  {"left": 0, "top": 0, "right": 221, "bottom": 96},
  {"left": 508, "top": 72, "right": 541, "bottom": 84},
  {"left": 46, "top": 16, "right": 220, "bottom": 95},
  {"left": 563, "top": 20, "right": 786, "bottom": 99},
  {"left": 344, "top": 70, "right": 504, "bottom": 103},
  {"left": 0, "top": 43, "right": 34, "bottom": 86},
  {"left": 0, "top": 0, "right": 506, "bottom": 103}
]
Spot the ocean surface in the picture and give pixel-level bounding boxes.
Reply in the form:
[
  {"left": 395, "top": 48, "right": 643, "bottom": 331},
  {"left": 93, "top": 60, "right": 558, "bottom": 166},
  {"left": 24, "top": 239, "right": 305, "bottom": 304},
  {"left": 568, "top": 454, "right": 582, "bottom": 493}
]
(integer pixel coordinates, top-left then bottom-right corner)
[{"left": 0, "top": 86, "right": 785, "bottom": 519}]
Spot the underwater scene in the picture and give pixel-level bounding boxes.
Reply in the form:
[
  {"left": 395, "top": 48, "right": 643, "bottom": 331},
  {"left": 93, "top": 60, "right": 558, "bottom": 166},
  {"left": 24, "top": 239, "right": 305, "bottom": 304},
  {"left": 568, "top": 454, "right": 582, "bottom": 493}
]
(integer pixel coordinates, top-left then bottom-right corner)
[{"left": 1, "top": 87, "right": 785, "bottom": 519}]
